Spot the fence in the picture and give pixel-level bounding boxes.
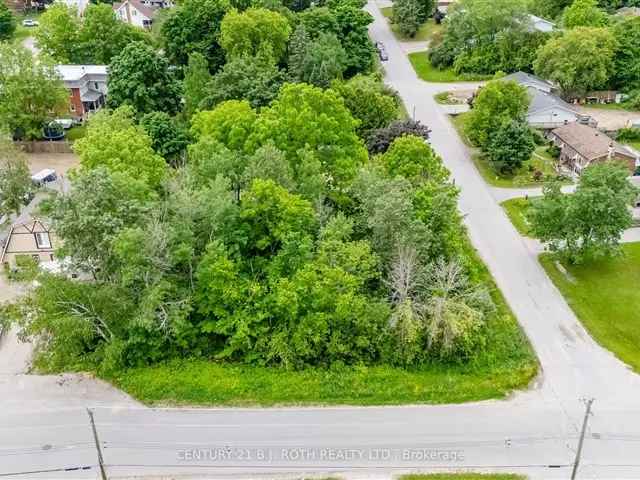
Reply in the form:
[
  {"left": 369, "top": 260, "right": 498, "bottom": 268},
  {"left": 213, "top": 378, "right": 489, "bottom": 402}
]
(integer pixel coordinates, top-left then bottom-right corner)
[{"left": 14, "top": 141, "right": 74, "bottom": 154}]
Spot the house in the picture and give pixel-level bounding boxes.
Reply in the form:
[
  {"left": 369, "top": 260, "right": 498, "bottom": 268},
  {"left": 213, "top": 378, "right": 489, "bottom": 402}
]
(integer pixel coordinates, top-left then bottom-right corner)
[
  {"left": 503, "top": 71, "right": 554, "bottom": 94},
  {"left": 113, "top": 0, "right": 171, "bottom": 28},
  {"left": 55, "top": 65, "right": 108, "bottom": 120},
  {"left": 549, "top": 122, "right": 639, "bottom": 175},
  {"left": 567, "top": 90, "right": 622, "bottom": 105},
  {"left": 526, "top": 87, "right": 594, "bottom": 130},
  {"left": 1, "top": 219, "right": 57, "bottom": 269}
]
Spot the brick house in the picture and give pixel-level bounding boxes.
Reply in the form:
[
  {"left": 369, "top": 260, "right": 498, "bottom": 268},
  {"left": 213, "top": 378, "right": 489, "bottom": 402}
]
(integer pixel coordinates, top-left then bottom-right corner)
[
  {"left": 549, "top": 122, "right": 639, "bottom": 176},
  {"left": 55, "top": 65, "right": 108, "bottom": 120}
]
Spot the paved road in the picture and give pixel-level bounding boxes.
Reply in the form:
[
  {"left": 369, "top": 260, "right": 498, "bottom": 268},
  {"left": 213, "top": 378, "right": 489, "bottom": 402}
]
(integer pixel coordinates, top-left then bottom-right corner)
[{"left": 1, "top": 3, "right": 640, "bottom": 479}]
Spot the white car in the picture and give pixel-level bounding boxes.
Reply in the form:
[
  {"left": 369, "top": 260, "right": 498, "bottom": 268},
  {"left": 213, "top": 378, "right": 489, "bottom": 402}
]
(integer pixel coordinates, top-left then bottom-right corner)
[
  {"left": 21, "top": 19, "right": 39, "bottom": 27},
  {"left": 31, "top": 169, "right": 57, "bottom": 185},
  {"left": 53, "top": 118, "right": 74, "bottom": 130}
]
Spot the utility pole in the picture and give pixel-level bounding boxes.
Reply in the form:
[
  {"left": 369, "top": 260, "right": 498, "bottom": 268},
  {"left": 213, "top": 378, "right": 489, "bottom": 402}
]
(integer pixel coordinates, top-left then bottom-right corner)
[
  {"left": 87, "top": 408, "right": 108, "bottom": 480},
  {"left": 571, "top": 398, "right": 594, "bottom": 480}
]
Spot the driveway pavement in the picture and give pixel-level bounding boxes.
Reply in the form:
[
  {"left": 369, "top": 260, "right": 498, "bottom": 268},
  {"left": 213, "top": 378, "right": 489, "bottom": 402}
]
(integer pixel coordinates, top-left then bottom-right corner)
[{"left": 1, "top": 3, "right": 640, "bottom": 479}]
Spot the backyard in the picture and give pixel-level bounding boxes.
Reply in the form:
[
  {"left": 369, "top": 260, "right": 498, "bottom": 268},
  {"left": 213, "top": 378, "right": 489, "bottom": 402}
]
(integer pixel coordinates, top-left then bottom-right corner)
[
  {"left": 450, "top": 113, "right": 565, "bottom": 188},
  {"left": 540, "top": 243, "right": 640, "bottom": 373}
]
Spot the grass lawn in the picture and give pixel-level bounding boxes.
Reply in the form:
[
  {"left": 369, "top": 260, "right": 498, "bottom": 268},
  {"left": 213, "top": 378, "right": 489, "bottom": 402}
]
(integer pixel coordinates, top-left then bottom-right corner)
[
  {"left": 380, "top": 7, "right": 443, "bottom": 43},
  {"left": 12, "top": 12, "right": 40, "bottom": 42},
  {"left": 501, "top": 198, "right": 538, "bottom": 237},
  {"left": 539, "top": 243, "right": 640, "bottom": 373},
  {"left": 450, "top": 113, "right": 567, "bottom": 188},
  {"left": 401, "top": 475, "right": 525, "bottom": 480},
  {"left": 409, "top": 52, "right": 492, "bottom": 83},
  {"left": 105, "top": 240, "right": 537, "bottom": 407},
  {"left": 65, "top": 125, "right": 87, "bottom": 142}
]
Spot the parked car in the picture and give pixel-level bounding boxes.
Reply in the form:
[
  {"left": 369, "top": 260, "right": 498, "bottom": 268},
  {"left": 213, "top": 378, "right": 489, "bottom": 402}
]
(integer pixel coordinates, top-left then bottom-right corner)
[
  {"left": 22, "top": 19, "right": 39, "bottom": 27},
  {"left": 31, "top": 169, "right": 57, "bottom": 186},
  {"left": 376, "top": 41, "right": 388, "bottom": 61}
]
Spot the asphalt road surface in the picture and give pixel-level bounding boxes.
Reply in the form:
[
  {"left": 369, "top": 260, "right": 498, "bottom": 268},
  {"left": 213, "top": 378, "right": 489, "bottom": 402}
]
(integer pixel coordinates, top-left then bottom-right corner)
[{"left": 1, "top": 2, "right": 640, "bottom": 478}]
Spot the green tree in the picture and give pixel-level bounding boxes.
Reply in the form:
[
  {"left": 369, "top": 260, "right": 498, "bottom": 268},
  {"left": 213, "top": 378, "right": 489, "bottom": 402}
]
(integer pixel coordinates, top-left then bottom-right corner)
[
  {"left": 74, "top": 107, "right": 167, "bottom": 190},
  {"left": 204, "top": 54, "right": 285, "bottom": 109},
  {"left": 563, "top": 0, "right": 609, "bottom": 27},
  {"left": 332, "top": 75, "right": 398, "bottom": 137},
  {"left": 35, "top": 3, "right": 80, "bottom": 62},
  {"left": 77, "top": 3, "right": 148, "bottom": 64},
  {"left": 332, "top": 1, "right": 376, "bottom": 76},
  {"left": 298, "top": 32, "right": 347, "bottom": 87},
  {"left": 161, "top": 0, "right": 231, "bottom": 70},
  {"left": 183, "top": 52, "right": 212, "bottom": 118},
  {"left": 191, "top": 100, "right": 257, "bottom": 151},
  {"left": 140, "top": 112, "right": 190, "bottom": 163},
  {"left": 108, "top": 42, "right": 181, "bottom": 115},
  {"left": 485, "top": 120, "right": 535, "bottom": 174},
  {"left": 531, "top": 163, "right": 638, "bottom": 262},
  {"left": 298, "top": 6, "right": 339, "bottom": 38},
  {"left": 531, "top": 0, "right": 573, "bottom": 20},
  {"left": 0, "top": 2, "right": 16, "bottom": 40},
  {"left": 287, "top": 24, "right": 311, "bottom": 80},
  {"left": 612, "top": 16, "right": 640, "bottom": 90},
  {"left": 466, "top": 80, "right": 530, "bottom": 148},
  {"left": 392, "top": 0, "right": 424, "bottom": 38},
  {"left": 239, "top": 178, "right": 316, "bottom": 255},
  {"left": 250, "top": 83, "right": 367, "bottom": 185},
  {"left": 46, "top": 167, "right": 148, "bottom": 276},
  {"left": 0, "top": 44, "right": 68, "bottom": 140},
  {"left": 381, "top": 135, "right": 448, "bottom": 185},
  {"left": 534, "top": 27, "right": 617, "bottom": 98},
  {"left": 0, "top": 141, "right": 32, "bottom": 217},
  {"left": 428, "top": 0, "right": 531, "bottom": 73},
  {"left": 219, "top": 7, "right": 291, "bottom": 61}
]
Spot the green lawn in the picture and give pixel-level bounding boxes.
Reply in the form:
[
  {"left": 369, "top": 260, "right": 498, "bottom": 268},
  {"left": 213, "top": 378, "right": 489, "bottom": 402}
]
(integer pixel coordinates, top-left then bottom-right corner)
[
  {"left": 12, "top": 12, "right": 40, "bottom": 42},
  {"left": 584, "top": 102, "right": 639, "bottom": 113},
  {"left": 65, "top": 125, "right": 86, "bottom": 142},
  {"left": 409, "top": 52, "right": 492, "bottom": 83},
  {"left": 401, "top": 475, "right": 525, "bottom": 480},
  {"left": 540, "top": 243, "right": 640, "bottom": 373},
  {"left": 450, "top": 113, "right": 567, "bottom": 188},
  {"left": 435, "top": 92, "right": 456, "bottom": 104},
  {"left": 105, "top": 240, "right": 537, "bottom": 407},
  {"left": 501, "top": 198, "right": 538, "bottom": 237},
  {"left": 381, "top": 7, "right": 443, "bottom": 42}
]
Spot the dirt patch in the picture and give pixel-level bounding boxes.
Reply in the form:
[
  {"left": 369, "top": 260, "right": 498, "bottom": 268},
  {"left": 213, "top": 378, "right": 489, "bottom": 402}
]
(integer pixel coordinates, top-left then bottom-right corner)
[
  {"left": 576, "top": 106, "right": 640, "bottom": 131},
  {"left": 27, "top": 152, "right": 80, "bottom": 176}
]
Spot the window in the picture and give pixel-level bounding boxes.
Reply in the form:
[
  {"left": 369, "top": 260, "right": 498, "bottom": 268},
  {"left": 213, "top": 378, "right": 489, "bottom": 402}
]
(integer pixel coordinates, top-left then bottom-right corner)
[
  {"left": 35, "top": 232, "right": 51, "bottom": 249},
  {"left": 70, "top": 103, "right": 75, "bottom": 112},
  {"left": 94, "top": 82, "right": 99, "bottom": 90}
]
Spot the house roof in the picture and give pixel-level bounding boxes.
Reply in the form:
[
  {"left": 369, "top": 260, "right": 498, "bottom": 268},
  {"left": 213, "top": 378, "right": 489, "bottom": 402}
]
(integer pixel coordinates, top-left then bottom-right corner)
[
  {"left": 113, "top": 0, "right": 159, "bottom": 19},
  {"left": 55, "top": 65, "right": 107, "bottom": 82},
  {"left": 0, "top": 219, "right": 52, "bottom": 264},
  {"left": 527, "top": 86, "right": 577, "bottom": 115},
  {"left": 503, "top": 71, "right": 553, "bottom": 92},
  {"left": 551, "top": 123, "right": 634, "bottom": 161}
]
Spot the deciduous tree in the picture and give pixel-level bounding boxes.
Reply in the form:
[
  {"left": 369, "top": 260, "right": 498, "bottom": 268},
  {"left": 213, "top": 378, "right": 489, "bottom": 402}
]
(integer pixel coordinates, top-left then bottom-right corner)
[
  {"left": 0, "top": 141, "right": 32, "bottom": 217},
  {"left": 35, "top": 3, "right": 80, "bottom": 62},
  {"left": 0, "top": 2, "right": 16, "bottom": 40},
  {"left": 108, "top": 42, "right": 181, "bottom": 115},
  {"left": 485, "top": 120, "right": 535, "bottom": 174},
  {"left": 563, "top": 0, "right": 609, "bottom": 27}
]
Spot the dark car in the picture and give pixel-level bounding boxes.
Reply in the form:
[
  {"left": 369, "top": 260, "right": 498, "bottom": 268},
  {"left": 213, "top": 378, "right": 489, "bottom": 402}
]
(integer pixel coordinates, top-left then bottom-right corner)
[{"left": 379, "top": 48, "right": 389, "bottom": 61}]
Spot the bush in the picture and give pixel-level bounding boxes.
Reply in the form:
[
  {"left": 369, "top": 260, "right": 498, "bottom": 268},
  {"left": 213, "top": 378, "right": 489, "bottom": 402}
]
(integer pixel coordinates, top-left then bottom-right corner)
[{"left": 617, "top": 127, "right": 640, "bottom": 143}]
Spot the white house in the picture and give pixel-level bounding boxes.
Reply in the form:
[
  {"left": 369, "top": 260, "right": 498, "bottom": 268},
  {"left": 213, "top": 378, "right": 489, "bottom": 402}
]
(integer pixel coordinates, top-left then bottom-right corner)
[
  {"left": 113, "top": 0, "right": 172, "bottom": 28},
  {"left": 55, "top": 65, "right": 108, "bottom": 119},
  {"left": 526, "top": 87, "right": 592, "bottom": 130}
]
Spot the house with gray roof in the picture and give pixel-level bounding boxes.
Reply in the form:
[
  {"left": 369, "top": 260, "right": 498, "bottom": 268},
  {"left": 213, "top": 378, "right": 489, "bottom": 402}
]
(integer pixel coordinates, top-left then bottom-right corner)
[
  {"left": 525, "top": 87, "right": 593, "bottom": 130},
  {"left": 503, "top": 71, "right": 554, "bottom": 93},
  {"left": 549, "top": 122, "right": 638, "bottom": 176}
]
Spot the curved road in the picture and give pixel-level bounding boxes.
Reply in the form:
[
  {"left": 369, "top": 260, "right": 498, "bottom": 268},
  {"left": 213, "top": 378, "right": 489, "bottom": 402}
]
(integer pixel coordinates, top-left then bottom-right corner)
[{"left": 1, "top": 4, "right": 640, "bottom": 478}]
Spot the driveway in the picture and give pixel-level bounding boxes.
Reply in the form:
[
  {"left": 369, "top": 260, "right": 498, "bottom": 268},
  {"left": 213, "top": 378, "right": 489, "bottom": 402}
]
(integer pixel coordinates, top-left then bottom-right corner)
[
  {"left": 27, "top": 152, "right": 79, "bottom": 176},
  {"left": 576, "top": 105, "right": 640, "bottom": 131},
  {"left": 1, "top": 3, "right": 640, "bottom": 479}
]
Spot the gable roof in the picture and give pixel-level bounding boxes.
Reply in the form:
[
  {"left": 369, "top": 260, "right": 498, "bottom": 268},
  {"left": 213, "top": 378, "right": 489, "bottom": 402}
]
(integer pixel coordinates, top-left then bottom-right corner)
[
  {"left": 551, "top": 123, "right": 634, "bottom": 161},
  {"left": 113, "top": 0, "right": 158, "bottom": 19},
  {"left": 0, "top": 219, "right": 53, "bottom": 264},
  {"left": 503, "top": 71, "right": 553, "bottom": 92},
  {"left": 527, "top": 86, "right": 578, "bottom": 115},
  {"left": 528, "top": 14, "right": 556, "bottom": 33}
]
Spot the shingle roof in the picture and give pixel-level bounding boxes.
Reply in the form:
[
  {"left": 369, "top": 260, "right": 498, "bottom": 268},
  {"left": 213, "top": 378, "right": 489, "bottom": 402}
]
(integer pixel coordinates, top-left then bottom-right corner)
[
  {"left": 551, "top": 123, "right": 633, "bottom": 161},
  {"left": 527, "top": 86, "right": 578, "bottom": 115},
  {"left": 503, "top": 71, "right": 553, "bottom": 92}
]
